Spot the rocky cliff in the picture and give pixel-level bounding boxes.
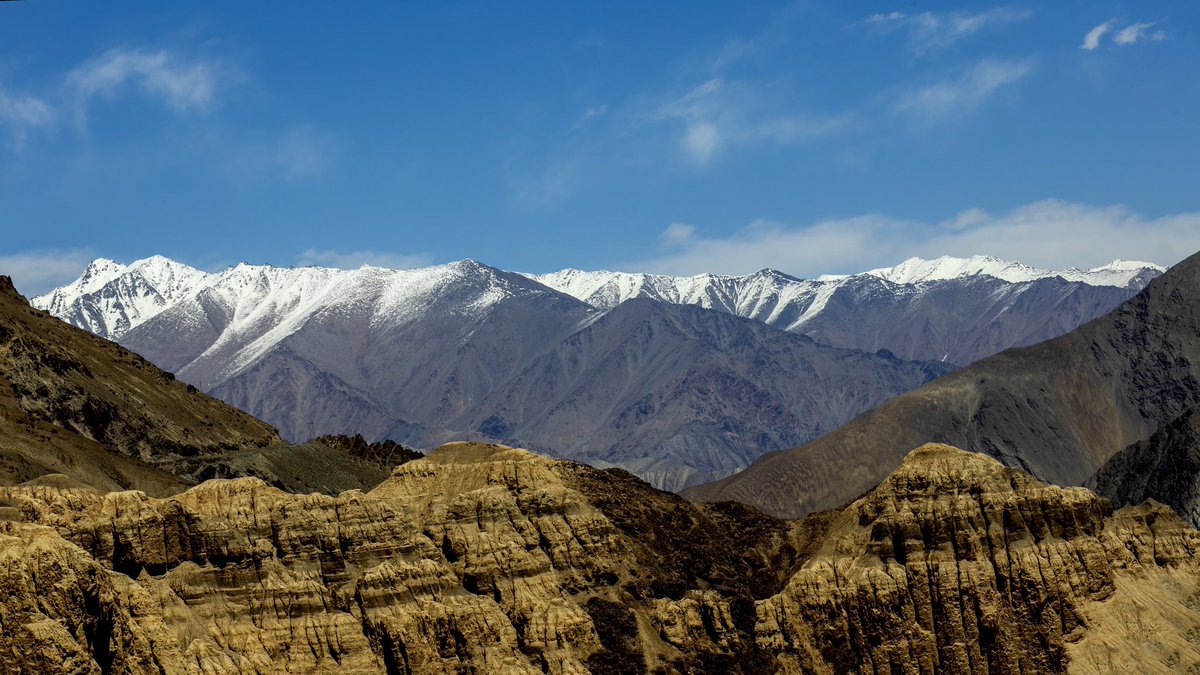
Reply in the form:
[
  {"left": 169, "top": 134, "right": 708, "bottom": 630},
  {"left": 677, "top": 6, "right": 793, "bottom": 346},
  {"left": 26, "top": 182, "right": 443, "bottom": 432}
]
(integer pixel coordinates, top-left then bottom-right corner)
[{"left": 2, "top": 442, "right": 1198, "bottom": 673}]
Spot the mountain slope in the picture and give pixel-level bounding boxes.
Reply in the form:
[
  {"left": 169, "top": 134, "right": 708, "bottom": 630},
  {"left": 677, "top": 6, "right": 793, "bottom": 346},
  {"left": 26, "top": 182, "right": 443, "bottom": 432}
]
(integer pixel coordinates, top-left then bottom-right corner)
[
  {"left": 455, "top": 298, "right": 951, "bottom": 490},
  {"left": 2, "top": 442, "right": 1198, "bottom": 672},
  {"left": 687, "top": 249, "right": 1200, "bottom": 518},
  {"left": 0, "top": 274, "right": 281, "bottom": 494}
]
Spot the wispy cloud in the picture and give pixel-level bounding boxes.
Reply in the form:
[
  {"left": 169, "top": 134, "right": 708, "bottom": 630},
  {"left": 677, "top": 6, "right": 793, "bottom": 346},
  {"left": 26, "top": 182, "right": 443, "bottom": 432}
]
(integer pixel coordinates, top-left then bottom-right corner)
[
  {"left": 1082, "top": 19, "right": 1165, "bottom": 50},
  {"left": 1, "top": 249, "right": 98, "bottom": 296},
  {"left": 0, "top": 86, "right": 55, "bottom": 147},
  {"left": 895, "top": 58, "right": 1035, "bottom": 118},
  {"left": 272, "top": 125, "right": 338, "bottom": 181},
  {"left": 0, "top": 46, "right": 231, "bottom": 147},
  {"left": 1113, "top": 22, "right": 1166, "bottom": 46},
  {"left": 866, "top": 7, "right": 1033, "bottom": 54},
  {"left": 576, "top": 105, "right": 607, "bottom": 126},
  {"left": 507, "top": 154, "right": 583, "bottom": 207},
  {"left": 66, "top": 48, "right": 222, "bottom": 124},
  {"left": 654, "top": 78, "right": 851, "bottom": 166},
  {"left": 621, "top": 200, "right": 1200, "bottom": 277},
  {"left": 296, "top": 249, "right": 434, "bottom": 270},
  {"left": 1081, "top": 20, "right": 1114, "bottom": 50},
  {"left": 659, "top": 222, "right": 695, "bottom": 247}
]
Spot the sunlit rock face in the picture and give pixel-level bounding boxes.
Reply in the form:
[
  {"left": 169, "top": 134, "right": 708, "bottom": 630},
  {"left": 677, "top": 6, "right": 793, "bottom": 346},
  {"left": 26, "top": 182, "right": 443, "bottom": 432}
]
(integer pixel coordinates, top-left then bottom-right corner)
[{"left": 2, "top": 442, "right": 1200, "bottom": 673}]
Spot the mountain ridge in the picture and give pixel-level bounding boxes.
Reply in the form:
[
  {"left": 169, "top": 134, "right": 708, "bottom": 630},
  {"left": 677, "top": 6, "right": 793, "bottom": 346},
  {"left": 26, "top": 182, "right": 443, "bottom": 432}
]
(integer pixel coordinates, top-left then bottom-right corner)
[
  {"left": 29, "top": 253, "right": 1159, "bottom": 489},
  {"left": 34, "top": 253, "right": 1161, "bottom": 343}
]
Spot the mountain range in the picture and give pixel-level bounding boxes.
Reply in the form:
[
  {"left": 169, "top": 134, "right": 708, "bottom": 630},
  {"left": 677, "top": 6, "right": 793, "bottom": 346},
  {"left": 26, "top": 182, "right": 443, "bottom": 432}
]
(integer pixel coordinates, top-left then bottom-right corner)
[
  {"left": 530, "top": 256, "right": 1159, "bottom": 364},
  {"left": 31, "top": 254, "right": 1158, "bottom": 490}
]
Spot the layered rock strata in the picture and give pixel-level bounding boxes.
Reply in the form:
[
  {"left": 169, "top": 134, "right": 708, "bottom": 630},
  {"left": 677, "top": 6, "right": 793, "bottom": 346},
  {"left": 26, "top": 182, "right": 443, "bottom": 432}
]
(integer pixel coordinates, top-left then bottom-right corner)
[{"left": 1, "top": 443, "right": 1198, "bottom": 673}]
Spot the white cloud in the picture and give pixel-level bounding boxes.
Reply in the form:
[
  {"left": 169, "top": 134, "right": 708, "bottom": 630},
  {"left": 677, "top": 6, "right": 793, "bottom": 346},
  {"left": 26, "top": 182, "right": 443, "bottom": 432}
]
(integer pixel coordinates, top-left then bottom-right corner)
[
  {"left": 578, "top": 105, "right": 607, "bottom": 124},
  {"left": 621, "top": 200, "right": 1200, "bottom": 277},
  {"left": 0, "top": 249, "right": 98, "bottom": 296},
  {"left": 866, "top": 12, "right": 907, "bottom": 24},
  {"left": 896, "top": 58, "right": 1035, "bottom": 118},
  {"left": 66, "top": 48, "right": 220, "bottom": 123},
  {"left": 507, "top": 155, "right": 582, "bottom": 207},
  {"left": 1082, "top": 20, "right": 1165, "bottom": 50},
  {"left": 295, "top": 249, "right": 434, "bottom": 270},
  {"left": 0, "top": 47, "right": 229, "bottom": 147},
  {"left": 1113, "top": 22, "right": 1165, "bottom": 46},
  {"left": 939, "top": 208, "right": 990, "bottom": 230},
  {"left": 868, "top": 8, "right": 1033, "bottom": 54},
  {"left": 1082, "top": 20, "right": 1115, "bottom": 50},
  {"left": 659, "top": 223, "right": 696, "bottom": 247}
]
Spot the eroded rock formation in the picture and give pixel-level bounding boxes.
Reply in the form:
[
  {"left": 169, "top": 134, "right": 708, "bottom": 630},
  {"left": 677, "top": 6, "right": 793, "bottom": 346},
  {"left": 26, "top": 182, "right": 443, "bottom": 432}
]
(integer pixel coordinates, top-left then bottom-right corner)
[{"left": 1, "top": 443, "right": 1198, "bottom": 673}]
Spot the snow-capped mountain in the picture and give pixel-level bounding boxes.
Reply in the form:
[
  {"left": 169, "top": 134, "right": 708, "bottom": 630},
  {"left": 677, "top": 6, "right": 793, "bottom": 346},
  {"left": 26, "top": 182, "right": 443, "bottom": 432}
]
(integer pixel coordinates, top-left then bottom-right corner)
[
  {"left": 32, "top": 256, "right": 212, "bottom": 339},
  {"left": 37, "top": 253, "right": 1160, "bottom": 348},
  {"left": 531, "top": 256, "right": 1162, "bottom": 364},
  {"left": 31, "top": 253, "right": 1159, "bottom": 490},
  {"left": 863, "top": 255, "right": 1162, "bottom": 286},
  {"left": 532, "top": 255, "right": 1161, "bottom": 311}
]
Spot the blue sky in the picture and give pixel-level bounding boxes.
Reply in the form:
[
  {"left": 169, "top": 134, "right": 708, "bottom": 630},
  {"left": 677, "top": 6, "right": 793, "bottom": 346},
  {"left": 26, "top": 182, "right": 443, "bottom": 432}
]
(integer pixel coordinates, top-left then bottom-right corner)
[{"left": 1, "top": 1, "right": 1198, "bottom": 294}]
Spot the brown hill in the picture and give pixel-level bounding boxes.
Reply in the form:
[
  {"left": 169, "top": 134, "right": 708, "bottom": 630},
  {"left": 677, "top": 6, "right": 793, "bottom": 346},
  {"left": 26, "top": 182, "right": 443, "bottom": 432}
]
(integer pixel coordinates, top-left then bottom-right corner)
[
  {"left": 1, "top": 442, "right": 1198, "bottom": 672},
  {"left": 686, "top": 249, "right": 1200, "bottom": 518}
]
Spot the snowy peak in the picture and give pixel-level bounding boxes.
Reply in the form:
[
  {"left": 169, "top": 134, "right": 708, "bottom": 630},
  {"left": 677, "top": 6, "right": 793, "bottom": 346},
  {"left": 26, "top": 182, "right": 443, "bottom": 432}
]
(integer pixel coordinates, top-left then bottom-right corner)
[
  {"left": 74, "top": 258, "right": 126, "bottom": 294},
  {"left": 867, "top": 255, "right": 1045, "bottom": 285},
  {"left": 1062, "top": 259, "right": 1165, "bottom": 289},
  {"left": 866, "top": 255, "right": 1163, "bottom": 288},
  {"left": 32, "top": 256, "right": 212, "bottom": 339}
]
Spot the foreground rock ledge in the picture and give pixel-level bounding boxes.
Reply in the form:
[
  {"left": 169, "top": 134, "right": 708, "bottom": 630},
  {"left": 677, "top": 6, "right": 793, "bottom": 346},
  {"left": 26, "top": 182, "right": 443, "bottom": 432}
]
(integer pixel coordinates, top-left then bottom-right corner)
[{"left": 1, "top": 442, "right": 1198, "bottom": 674}]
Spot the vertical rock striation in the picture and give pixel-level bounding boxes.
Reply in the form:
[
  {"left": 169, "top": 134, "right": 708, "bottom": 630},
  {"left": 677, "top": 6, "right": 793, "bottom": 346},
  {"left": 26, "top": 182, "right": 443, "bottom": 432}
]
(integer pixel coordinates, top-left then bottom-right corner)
[{"left": 1, "top": 442, "right": 1199, "bottom": 673}]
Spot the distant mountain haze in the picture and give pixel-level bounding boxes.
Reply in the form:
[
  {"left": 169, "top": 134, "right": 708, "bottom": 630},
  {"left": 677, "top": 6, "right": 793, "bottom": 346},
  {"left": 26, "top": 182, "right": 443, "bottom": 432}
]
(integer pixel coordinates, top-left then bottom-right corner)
[{"left": 33, "top": 254, "right": 1159, "bottom": 489}]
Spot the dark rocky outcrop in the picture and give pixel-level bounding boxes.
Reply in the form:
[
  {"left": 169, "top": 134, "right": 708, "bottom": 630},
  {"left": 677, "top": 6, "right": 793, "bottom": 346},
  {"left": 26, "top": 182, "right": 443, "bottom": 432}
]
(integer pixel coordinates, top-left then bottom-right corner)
[{"left": 1090, "top": 403, "right": 1200, "bottom": 528}]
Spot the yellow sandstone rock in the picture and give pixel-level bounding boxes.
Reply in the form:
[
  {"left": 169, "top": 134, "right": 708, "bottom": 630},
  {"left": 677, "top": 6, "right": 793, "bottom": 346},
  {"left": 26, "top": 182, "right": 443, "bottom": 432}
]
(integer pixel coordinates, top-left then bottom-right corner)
[{"left": 1, "top": 442, "right": 1198, "bottom": 673}]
